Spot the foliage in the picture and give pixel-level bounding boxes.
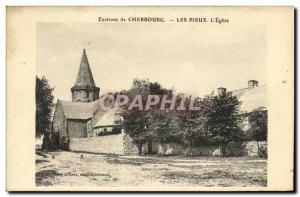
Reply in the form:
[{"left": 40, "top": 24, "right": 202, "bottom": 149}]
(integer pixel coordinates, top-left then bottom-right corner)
[
  {"left": 248, "top": 107, "right": 268, "bottom": 141},
  {"left": 177, "top": 97, "right": 207, "bottom": 154},
  {"left": 177, "top": 94, "right": 243, "bottom": 155},
  {"left": 248, "top": 107, "right": 268, "bottom": 158},
  {"left": 205, "top": 94, "right": 243, "bottom": 154},
  {"left": 36, "top": 76, "right": 55, "bottom": 137},
  {"left": 147, "top": 110, "right": 181, "bottom": 145},
  {"left": 116, "top": 78, "right": 181, "bottom": 154},
  {"left": 117, "top": 78, "right": 244, "bottom": 156}
]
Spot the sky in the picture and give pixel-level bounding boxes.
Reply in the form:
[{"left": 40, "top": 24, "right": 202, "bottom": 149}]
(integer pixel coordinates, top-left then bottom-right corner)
[{"left": 37, "top": 23, "right": 267, "bottom": 101}]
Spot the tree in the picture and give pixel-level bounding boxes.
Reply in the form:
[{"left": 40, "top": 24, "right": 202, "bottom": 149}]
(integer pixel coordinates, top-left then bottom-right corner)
[
  {"left": 117, "top": 79, "right": 244, "bottom": 156},
  {"left": 36, "top": 76, "right": 54, "bottom": 138},
  {"left": 248, "top": 107, "right": 268, "bottom": 158},
  {"left": 177, "top": 96, "right": 210, "bottom": 155},
  {"left": 117, "top": 110, "right": 149, "bottom": 155},
  {"left": 146, "top": 82, "right": 177, "bottom": 151},
  {"left": 206, "top": 94, "right": 243, "bottom": 155},
  {"left": 116, "top": 79, "right": 151, "bottom": 155},
  {"left": 116, "top": 79, "right": 174, "bottom": 155},
  {"left": 147, "top": 110, "right": 180, "bottom": 145}
]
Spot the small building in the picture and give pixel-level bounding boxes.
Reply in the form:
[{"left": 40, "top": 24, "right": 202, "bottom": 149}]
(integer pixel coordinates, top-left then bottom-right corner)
[
  {"left": 48, "top": 49, "right": 267, "bottom": 156},
  {"left": 216, "top": 80, "right": 268, "bottom": 157},
  {"left": 50, "top": 49, "right": 136, "bottom": 154},
  {"left": 51, "top": 49, "right": 101, "bottom": 145},
  {"left": 217, "top": 80, "right": 267, "bottom": 117},
  {"left": 219, "top": 80, "right": 267, "bottom": 134},
  {"left": 158, "top": 81, "right": 268, "bottom": 156}
]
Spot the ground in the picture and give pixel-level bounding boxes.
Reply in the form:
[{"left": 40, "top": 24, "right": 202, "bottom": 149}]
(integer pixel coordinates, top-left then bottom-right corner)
[{"left": 36, "top": 151, "right": 267, "bottom": 188}]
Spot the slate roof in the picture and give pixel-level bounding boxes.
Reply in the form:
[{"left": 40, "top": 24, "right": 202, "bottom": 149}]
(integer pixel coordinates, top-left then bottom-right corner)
[
  {"left": 57, "top": 94, "right": 119, "bottom": 126},
  {"left": 93, "top": 108, "right": 118, "bottom": 128},
  {"left": 74, "top": 49, "right": 96, "bottom": 87},
  {"left": 230, "top": 85, "right": 267, "bottom": 113},
  {"left": 58, "top": 99, "right": 100, "bottom": 119}
]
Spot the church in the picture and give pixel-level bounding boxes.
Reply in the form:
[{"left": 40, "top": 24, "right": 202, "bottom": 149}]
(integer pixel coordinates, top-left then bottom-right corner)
[
  {"left": 50, "top": 49, "right": 130, "bottom": 152},
  {"left": 47, "top": 49, "right": 267, "bottom": 156}
]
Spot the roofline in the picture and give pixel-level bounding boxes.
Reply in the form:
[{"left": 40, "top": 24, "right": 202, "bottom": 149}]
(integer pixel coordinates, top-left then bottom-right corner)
[
  {"left": 229, "top": 84, "right": 267, "bottom": 93},
  {"left": 238, "top": 107, "right": 267, "bottom": 114},
  {"left": 66, "top": 117, "right": 93, "bottom": 121},
  {"left": 93, "top": 125, "right": 116, "bottom": 129},
  {"left": 71, "top": 85, "right": 100, "bottom": 92}
]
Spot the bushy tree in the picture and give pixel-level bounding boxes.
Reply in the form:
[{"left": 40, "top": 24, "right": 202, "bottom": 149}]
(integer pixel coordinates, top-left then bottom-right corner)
[
  {"left": 146, "top": 83, "right": 178, "bottom": 148},
  {"left": 248, "top": 107, "right": 268, "bottom": 157},
  {"left": 177, "top": 93, "right": 243, "bottom": 156},
  {"left": 177, "top": 97, "right": 208, "bottom": 155},
  {"left": 117, "top": 109, "right": 149, "bottom": 155},
  {"left": 117, "top": 79, "right": 174, "bottom": 155},
  {"left": 36, "top": 76, "right": 55, "bottom": 138},
  {"left": 117, "top": 79, "right": 243, "bottom": 156},
  {"left": 147, "top": 110, "right": 180, "bottom": 145},
  {"left": 206, "top": 94, "right": 243, "bottom": 155}
]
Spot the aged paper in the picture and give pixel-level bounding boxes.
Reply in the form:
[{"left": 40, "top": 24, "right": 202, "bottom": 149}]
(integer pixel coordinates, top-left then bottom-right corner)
[{"left": 6, "top": 6, "right": 294, "bottom": 191}]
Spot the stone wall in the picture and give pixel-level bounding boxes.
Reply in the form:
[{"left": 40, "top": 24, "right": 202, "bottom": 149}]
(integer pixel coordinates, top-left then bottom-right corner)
[
  {"left": 122, "top": 134, "right": 154, "bottom": 155},
  {"left": 72, "top": 88, "right": 99, "bottom": 102},
  {"left": 93, "top": 126, "right": 113, "bottom": 137},
  {"left": 244, "top": 141, "right": 267, "bottom": 157},
  {"left": 52, "top": 101, "right": 66, "bottom": 136},
  {"left": 189, "top": 146, "right": 221, "bottom": 156},
  {"left": 70, "top": 133, "right": 125, "bottom": 154},
  {"left": 69, "top": 132, "right": 267, "bottom": 157},
  {"left": 226, "top": 141, "right": 267, "bottom": 157},
  {"left": 123, "top": 134, "right": 139, "bottom": 155},
  {"left": 69, "top": 132, "right": 141, "bottom": 155},
  {"left": 68, "top": 119, "right": 87, "bottom": 138},
  {"left": 158, "top": 143, "right": 184, "bottom": 155},
  {"left": 226, "top": 141, "right": 247, "bottom": 156},
  {"left": 73, "top": 90, "right": 89, "bottom": 102},
  {"left": 157, "top": 143, "right": 221, "bottom": 156},
  {"left": 157, "top": 141, "right": 267, "bottom": 157}
]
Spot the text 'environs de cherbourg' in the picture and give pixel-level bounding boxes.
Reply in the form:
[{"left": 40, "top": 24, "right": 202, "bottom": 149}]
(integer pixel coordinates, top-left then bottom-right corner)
[{"left": 98, "top": 17, "right": 229, "bottom": 24}]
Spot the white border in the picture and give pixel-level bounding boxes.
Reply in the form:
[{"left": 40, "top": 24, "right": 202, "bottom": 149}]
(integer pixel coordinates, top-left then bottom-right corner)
[{"left": 1, "top": 1, "right": 298, "bottom": 196}]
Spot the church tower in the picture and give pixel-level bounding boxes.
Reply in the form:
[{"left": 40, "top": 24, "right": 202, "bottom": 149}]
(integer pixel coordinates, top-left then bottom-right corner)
[{"left": 71, "top": 49, "right": 100, "bottom": 102}]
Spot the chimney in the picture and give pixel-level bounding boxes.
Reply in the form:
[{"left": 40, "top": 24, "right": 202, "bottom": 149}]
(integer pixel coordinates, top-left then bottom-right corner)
[
  {"left": 248, "top": 80, "right": 258, "bottom": 88},
  {"left": 218, "top": 87, "right": 226, "bottom": 96}
]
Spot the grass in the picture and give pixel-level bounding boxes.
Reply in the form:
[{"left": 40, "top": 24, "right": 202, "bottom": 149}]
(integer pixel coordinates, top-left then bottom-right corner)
[
  {"left": 36, "top": 169, "right": 61, "bottom": 186},
  {"left": 105, "top": 157, "right": 144, "bottom": 165},
  {"left": 162, "top": 170, "right": 267, "bottom": 187},
  {"left": 36, "top": 151, "right": 267, "bottom": 187}
]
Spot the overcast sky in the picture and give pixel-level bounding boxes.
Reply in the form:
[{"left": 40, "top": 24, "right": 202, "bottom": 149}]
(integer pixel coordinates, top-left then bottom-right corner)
[{"left": 37, "top": 23, "right": 267, "bottom": 101}]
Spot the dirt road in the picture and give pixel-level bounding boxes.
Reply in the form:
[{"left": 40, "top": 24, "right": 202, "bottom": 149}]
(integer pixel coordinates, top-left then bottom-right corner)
[{"left": 36, "top": 151, "right": 267, "bottom": 188}]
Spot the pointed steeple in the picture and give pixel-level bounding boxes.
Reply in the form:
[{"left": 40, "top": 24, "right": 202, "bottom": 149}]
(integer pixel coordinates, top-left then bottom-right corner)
[
  {"left": 74, "top": 49, "right": 96, "bottom": 87},
  {"left": 71, "top": 49, "right": 100, "bottom": 102}
]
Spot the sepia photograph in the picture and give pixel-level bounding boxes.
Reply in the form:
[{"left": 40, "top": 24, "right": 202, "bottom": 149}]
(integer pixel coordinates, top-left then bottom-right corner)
[
  {"left": 35, "top": 21, "right": 268, "bottom": 188},
  {"left": 6, "top": 6, "right": 294, "bottom": 191}
]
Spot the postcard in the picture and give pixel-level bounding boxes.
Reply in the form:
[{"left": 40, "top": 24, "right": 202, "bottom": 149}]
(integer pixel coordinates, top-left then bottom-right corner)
[{"left": 6, "top": 6, "right": 294, "bottom": 191}]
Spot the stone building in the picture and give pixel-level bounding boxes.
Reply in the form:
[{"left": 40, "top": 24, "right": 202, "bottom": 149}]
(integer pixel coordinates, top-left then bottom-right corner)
[
  {"left": 50, "top": 49, "right": 132, "bottom": 152},
  {"left": 220, "top": 80, "right": 267, "bottom": 115},
  {"left": 234, "top": 80, "right": 267, "bottom": 150},
  {"left": 221, "top": 80, "right": 268, "bottom": 157},
  {"left": 48, "top": 49, "right": 267, "bottom": 156},
  {"left": 71, "top": 49, "right": 99, "bottom": 102},
  {"left": 158, "top": 81, "right": 267, "bottom": 157},
  {"left": 216, "top": 80, "right": 267, "bottom": 137}
]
